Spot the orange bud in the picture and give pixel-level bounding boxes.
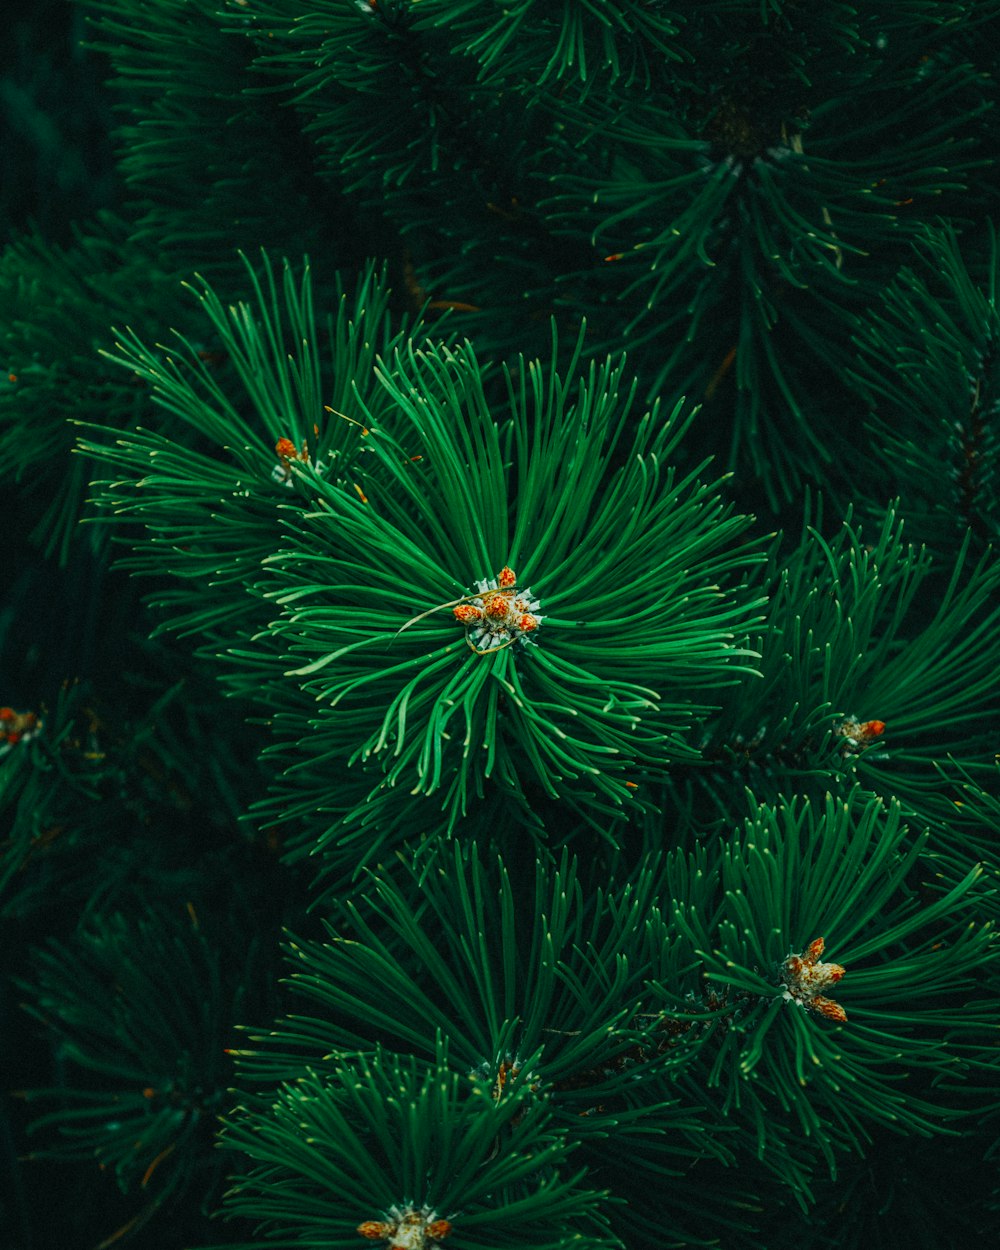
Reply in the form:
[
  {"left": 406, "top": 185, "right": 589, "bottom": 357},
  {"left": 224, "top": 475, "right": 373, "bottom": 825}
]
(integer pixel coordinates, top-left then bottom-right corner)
[
  {"left": 453, "top": 604, "right": 483, "bottom": 624},
  {"left": 484, "top": 593, "right": 510, "bottom": 618},
  {"left": 805, "top": 937, "right": 825, "bottom": 964},
  {"left": 810, "top": 996, "right": 847, "bottom": 1023}
]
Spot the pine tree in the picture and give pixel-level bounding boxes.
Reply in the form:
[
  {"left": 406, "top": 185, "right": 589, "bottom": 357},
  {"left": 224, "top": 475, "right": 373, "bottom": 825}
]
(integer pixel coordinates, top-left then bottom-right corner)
[{"left": 3, "top": 3, "right": 1000, "bottom": 1248}]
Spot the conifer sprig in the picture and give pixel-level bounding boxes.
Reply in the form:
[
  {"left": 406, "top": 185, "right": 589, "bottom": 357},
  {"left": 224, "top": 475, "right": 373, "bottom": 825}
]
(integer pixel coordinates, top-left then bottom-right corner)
[
  {"left": 0, "top": 218, "right": 177, "bottom": 563},
  {"left": 850, "top": 221, "right": 1000, "bottom": 552},
  {"left": 256, "top": 330, "right": 764, "bottom": 824},
  {"left": 643, "top": 790, "right": 997, "bottom": 1170},
  {"left": 234, "top": 841, "right": 707, "bottom": 1153},
  {"left": 16, "top": 906, "right": 264, "bottom": 1240},
  {"left": 80, "top": 253, "right": 411, "bottom": 658},
  {"left": 221, "top": 1046, "right": 621, "bottom": 1250},
  {"left": 84, "top": 259, "right": 764, "bottom": 833},
  {"left": 675, "top": 502, "right": 1000, "bottom": 836}
]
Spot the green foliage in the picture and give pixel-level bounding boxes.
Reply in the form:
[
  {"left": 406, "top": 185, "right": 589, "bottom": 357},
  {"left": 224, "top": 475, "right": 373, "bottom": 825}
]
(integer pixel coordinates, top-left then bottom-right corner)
[
  {"left": 226, "top": 792, "right": 999, "bottom": 1242},
  {"left": 221, "top": 1048, "right": 620, "bottom": 1250},
  {"left": 216, "top": 0, "right": 1000, "bottom": 499},
  {"left": 234, "top": 842, "right": 704, "bottom": 1150},
  {"left": 850, "top": 222, "right": 1000, "bottom": 553},
  {"left": 532, "top": 0, "right": 999, "bottom": 500},
  {"left": 667, "top": 500, "right": 1000, "bottom": 839},
  {"left": 4, "top": 3, "right": 1000, "bottom": 1248},
  {"left": 81, "top": 253, "right": 411, "bottom": 656},
  {"left": 448, "top": 0, "right": 687, "bottom": 91},
  {"left": 17, "top": 904, "right": 272, "bottom": 1243},
  {"left": 650, "top": 791, "right": 996, "bottom": 1159},
  {"left": 1, "top": 1, "right": 117, "bottom": 243},
  {"left": 84, "top": 262, "right": 765, "bottom": 840},
  {"left": 226, "top": 839, "right": 767, "bottom": 1245},
  {"left": 251, "top": 331, "right": 763, "bottom": 826},
  {"left": 0, "top": 217, "right": 183, "bottom": 563}
]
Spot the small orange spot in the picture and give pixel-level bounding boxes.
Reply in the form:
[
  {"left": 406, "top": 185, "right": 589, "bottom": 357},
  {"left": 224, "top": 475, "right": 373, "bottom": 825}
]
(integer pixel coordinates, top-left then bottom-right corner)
[
  {"left": 7, "top": 373, "right": 16, "bottom": 383},
  {"left": 140, "top": 1143, "right": 176, "bottom": 1188},
  {"left": 603, "top": 252, "right": 624, "bottom": 262},
  {"left": 275, "top": 437, "right": 296, "bottom": 459},
  {"left": 486, "top": 197, "right": 521, "bottom": 220},
  {"left": 142, "top": 1087, "right": 156, "bottom": 1099},
  {"left": 705, "top": 345, "right": 738, "bottom": 399},
  {"left": 354, "top": 483, "right": 369, "bottom": 504},
  {"left": 858, "top": 720, "right": 886, "bottom": 738},
  {"left": 185, "top": 900, "right": 199, "bottom": 930},
  {"left": 426, "top": 299, "right": 481, "bottom": 312},
  {"left": 625, "top": 781, "right": 639, "bottom": 790}
]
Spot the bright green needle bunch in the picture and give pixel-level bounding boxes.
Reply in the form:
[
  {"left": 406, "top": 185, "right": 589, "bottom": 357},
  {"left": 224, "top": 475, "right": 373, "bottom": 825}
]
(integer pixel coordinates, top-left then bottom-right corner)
[
  {"left": 649, "top": 790, "right": 997, "bottom": 1164},
  {"left": 670, "top": 501, "right": 1000, "bottom": 838},
  {"left": 221, "top": 1046, "right": 620, "bottom": 1250},
  {"left": 254, "top": 329, "right": 764, "bottom": 828},
  {"left": 86, "top": 260, "right": 764, "bottom": 835},
  {"left": 82, "top": 254, "right": 409, "bottom": 667}
]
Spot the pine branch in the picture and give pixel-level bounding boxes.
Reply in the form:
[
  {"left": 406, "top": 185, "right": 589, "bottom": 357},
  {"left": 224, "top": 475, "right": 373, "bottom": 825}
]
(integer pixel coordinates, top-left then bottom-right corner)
[
  {"left": 16, "top": 904, "right": 274, "bottom": 1244},
  {"left": 221, "top": 1045, "right": 620, "bottom": 1250},
  {"left": 850, "top": 221, "right": 1000, "bottom": 553}
]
